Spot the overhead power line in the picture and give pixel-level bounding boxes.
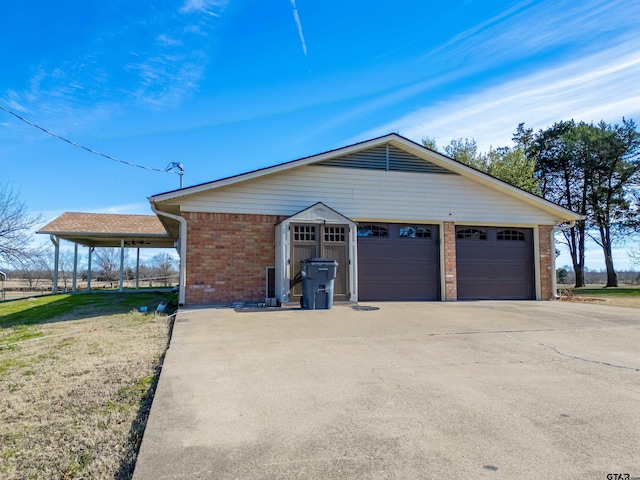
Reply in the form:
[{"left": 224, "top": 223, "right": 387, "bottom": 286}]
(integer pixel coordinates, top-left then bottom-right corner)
[{"left": 0, "top": 103, "right": 179, "bottom": 175}]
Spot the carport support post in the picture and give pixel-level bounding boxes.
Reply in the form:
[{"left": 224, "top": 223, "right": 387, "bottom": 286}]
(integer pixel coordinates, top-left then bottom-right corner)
[
  {"left": 119, "top": 239, "right": 125, "bottom": 292},
  {"left": 50, "top": 235, "right": 59, "bottom": 294},
  {"left": 87, "top": 247, "right": 93, "bottom": 291},
  {"left": 72, "top": 242, "right": 78, "bottom": 293},
  {"left": 135, "top": 248, "right": 140, "bottom": 290}
]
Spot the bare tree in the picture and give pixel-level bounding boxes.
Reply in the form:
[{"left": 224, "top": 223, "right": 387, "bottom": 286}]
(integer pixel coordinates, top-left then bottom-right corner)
[
  {"left": 0, "top": 185, "right": 42, "bottom": 264},
  {"left": 9, "top": 246, "right": 51, "bottom": 290},
  {"left": 150, "top": 253, "right": 176, "bottom": 286},
  {"left": 58, "top": 251, "right": 76, "bottom": 291},
  {"left": 93, "top": 248, "right": 129, "bottom": 286}
]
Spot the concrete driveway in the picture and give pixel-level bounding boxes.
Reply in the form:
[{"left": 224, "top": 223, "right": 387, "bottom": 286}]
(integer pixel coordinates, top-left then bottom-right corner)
[{"left": 133, "top": 302, "right": 640, "bottom": 479}]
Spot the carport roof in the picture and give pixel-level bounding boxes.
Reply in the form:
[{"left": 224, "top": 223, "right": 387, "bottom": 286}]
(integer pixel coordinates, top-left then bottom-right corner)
[{"left": 37, "top": 212, "right": 176, "bottom": 248}]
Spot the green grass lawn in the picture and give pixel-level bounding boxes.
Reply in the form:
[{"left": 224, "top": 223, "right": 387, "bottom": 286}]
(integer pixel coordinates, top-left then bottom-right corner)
[
  {"left": 0, "top": 291, "right": 176, "bottom": 479},
  {"left": 0, "top": 291, "right": 177, "bottom": 327},
  {"left": 571, "top": 286, "right": 640, "bottom": 297},
  {"left": 562, "top": 286, "right": 640, "bottom": 309}
]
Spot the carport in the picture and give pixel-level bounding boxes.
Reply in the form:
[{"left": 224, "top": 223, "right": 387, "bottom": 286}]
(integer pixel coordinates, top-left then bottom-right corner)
[{"left": 37, "top": 212, "right": 178, "bottom": 294}]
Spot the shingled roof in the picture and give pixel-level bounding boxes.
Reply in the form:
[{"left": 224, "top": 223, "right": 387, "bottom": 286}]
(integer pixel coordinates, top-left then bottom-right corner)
[{"left": 37, "top": 212, "right": 175, "bottom": 248}]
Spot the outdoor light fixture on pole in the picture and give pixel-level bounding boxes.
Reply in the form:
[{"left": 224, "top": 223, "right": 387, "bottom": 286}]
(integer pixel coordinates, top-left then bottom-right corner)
[{"left": 166, "top": 162, "right": 184, "bottom": 188}]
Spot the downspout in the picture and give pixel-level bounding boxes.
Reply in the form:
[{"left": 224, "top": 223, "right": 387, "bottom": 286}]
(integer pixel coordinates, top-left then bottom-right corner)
[
  {"left": 151, "top": 201, "right": 187, "bottom": 306},
  {"left": 551, "top": 221, "right": 576, "bottom": 299}
]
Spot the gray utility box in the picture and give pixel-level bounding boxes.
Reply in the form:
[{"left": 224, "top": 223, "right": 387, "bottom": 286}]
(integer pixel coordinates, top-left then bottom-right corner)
[{"left": 300, "top": 258, "right": 339, "bottom": 310}]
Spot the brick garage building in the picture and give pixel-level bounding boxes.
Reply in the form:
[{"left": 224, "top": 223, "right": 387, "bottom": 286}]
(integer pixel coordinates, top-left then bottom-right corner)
[{"left": 149, "top": 134, "right": 582, "bottom": 306}]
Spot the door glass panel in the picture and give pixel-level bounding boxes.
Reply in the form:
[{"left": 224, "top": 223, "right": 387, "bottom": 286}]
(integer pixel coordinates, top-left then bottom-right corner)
[
  {"left": 293, "top": 225, "right": 316, "bottom": 241},
  {"left": 456, "top": 227, "right": 487, "bottom": 240},
  {"left": 357, "top": 224, "right": 388, "bottom": 237},
  {"left": 497, "top": 229, "right": 525, "bottom": 241},
  {"left": 324, "top": 226, "right": 346, "bottom": 242},
  {"left": 399, "top": 225, "right": 431, "bottom": 238}
]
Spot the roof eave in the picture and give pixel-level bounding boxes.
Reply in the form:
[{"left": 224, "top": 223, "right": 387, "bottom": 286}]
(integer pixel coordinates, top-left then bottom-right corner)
[{"left": 37, "top": 230, "right": 171, "bottom": 237}]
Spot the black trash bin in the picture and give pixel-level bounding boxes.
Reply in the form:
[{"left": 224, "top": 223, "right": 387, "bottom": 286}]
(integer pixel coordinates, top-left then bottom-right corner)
[{"left": 300, "top": 258, "right": 338, "bottom": 309}]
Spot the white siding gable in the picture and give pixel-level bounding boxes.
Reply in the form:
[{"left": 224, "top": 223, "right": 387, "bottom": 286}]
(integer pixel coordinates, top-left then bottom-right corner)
[{"left": 169, "top": 165, "right": 560, "bottom": 225}]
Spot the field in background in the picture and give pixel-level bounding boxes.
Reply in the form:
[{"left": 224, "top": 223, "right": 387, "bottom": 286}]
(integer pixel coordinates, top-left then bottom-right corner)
[
  {"left": 0, "top": 276, "right": 179, "bottom": 301},
  {"left": 0, "top": 292, "right": 176, "bottom": 479}
]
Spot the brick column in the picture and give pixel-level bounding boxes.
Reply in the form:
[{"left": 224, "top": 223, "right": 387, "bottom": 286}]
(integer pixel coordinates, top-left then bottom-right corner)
[
  {"left": 538, "top": 225, "right": 554, "bottom": 300},
  {"left": 443, "top": 222, "right": 457, "bottom": 301}
]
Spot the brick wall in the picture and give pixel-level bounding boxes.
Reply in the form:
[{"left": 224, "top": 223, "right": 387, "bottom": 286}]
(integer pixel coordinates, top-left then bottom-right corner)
[
  {"left": 184, "top": 212, "right": 278, "bottom": 304},
  {"left": 538, "top": 224, "right": 555, "bottom": 300},
  {"left": 443, "top": 221, "right": 457, "bottom": 301},
  {"left": 181, "top": 214, "right": 554, "bottom": 304}
]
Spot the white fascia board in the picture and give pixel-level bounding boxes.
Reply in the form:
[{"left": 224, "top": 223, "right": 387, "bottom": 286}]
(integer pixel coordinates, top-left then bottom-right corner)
[{"left": 36, "top": 230, "right": 170, "bottom": 238}]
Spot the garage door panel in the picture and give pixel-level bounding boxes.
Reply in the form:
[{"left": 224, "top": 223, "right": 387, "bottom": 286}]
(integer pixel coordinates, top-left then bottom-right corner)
[
  {"left": 456, "top": 226, "right": 534, "bottom": 300},
  {"left": 358, "top": 224, "right": 440, "bottom": 301}
]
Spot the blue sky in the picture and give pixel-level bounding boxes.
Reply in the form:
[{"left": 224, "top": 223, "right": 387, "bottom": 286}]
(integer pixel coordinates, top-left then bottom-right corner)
[{"left": 1, "top": 0, "right": 639, "bottom": 269}]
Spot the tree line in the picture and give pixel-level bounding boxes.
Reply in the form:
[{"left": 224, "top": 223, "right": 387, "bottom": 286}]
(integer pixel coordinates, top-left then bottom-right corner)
[{"left": 424, "top": 118, "right": 640, "bottom": 287}]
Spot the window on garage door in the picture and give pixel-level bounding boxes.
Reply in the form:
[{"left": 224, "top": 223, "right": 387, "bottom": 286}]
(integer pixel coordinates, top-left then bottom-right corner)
[
  {"left": 399, "top": 225, "right": 432, "bottom": 238},
  {"left": 357, "top": 224, "right": 388, "bottom": 237},
  {"left": 497, "top": 229, "right": 525, "bottom": 241},
  {"left": 456, "top": 227, "right": 487, "bottom": 240}
]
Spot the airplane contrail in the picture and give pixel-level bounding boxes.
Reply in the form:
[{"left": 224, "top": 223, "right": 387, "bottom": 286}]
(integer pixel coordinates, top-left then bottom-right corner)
[{"left": 290, "top": 0, "right": 307, "bottom": 55}]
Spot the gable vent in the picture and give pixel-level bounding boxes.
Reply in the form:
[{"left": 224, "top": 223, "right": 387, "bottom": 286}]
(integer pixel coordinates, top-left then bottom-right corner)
[
  {"left": 319, "top": 144, "right": 388, "bottom": 170},
  {"left": 317, "top": 143, "right": 456, "bottom": 175}
]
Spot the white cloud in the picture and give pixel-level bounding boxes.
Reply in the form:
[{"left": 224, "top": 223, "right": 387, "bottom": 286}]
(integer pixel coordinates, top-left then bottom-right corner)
[
  {"left": 129, "top": 52, "right": 207, "bottom": 110},
  {"left": 1, "top": 2, "right": 224, "bottom": 128},
  {"left": 157, "top": 34, "right": 182, "bottom": 47},
  {"left": 424, "top": 0, "right": 537, "bottom": 60},
  {"left": 180, "top": 0, "right": 227, "bottom": 15},
  {"left": 289, "top": 0, "right": 308, "bottom": 55},
  {"left": 423, "top": 0, "right": 639, "bottom": 71},
  {"left": 364, "top": 41, "right": 640, "bottom": 150}
]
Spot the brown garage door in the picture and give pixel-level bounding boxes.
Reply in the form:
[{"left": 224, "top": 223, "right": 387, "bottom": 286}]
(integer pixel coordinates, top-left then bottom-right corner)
[
  {"left": 357, "top": 223, "right": 440, "bottom": 301},
  {"left": 456, "top": 226, "right": 534, "bottom": 300}
]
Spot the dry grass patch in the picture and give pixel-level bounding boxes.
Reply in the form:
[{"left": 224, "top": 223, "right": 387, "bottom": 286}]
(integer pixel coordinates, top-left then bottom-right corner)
[{"left": 0, "top": 294, "right": 173, "bottom": 479}]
